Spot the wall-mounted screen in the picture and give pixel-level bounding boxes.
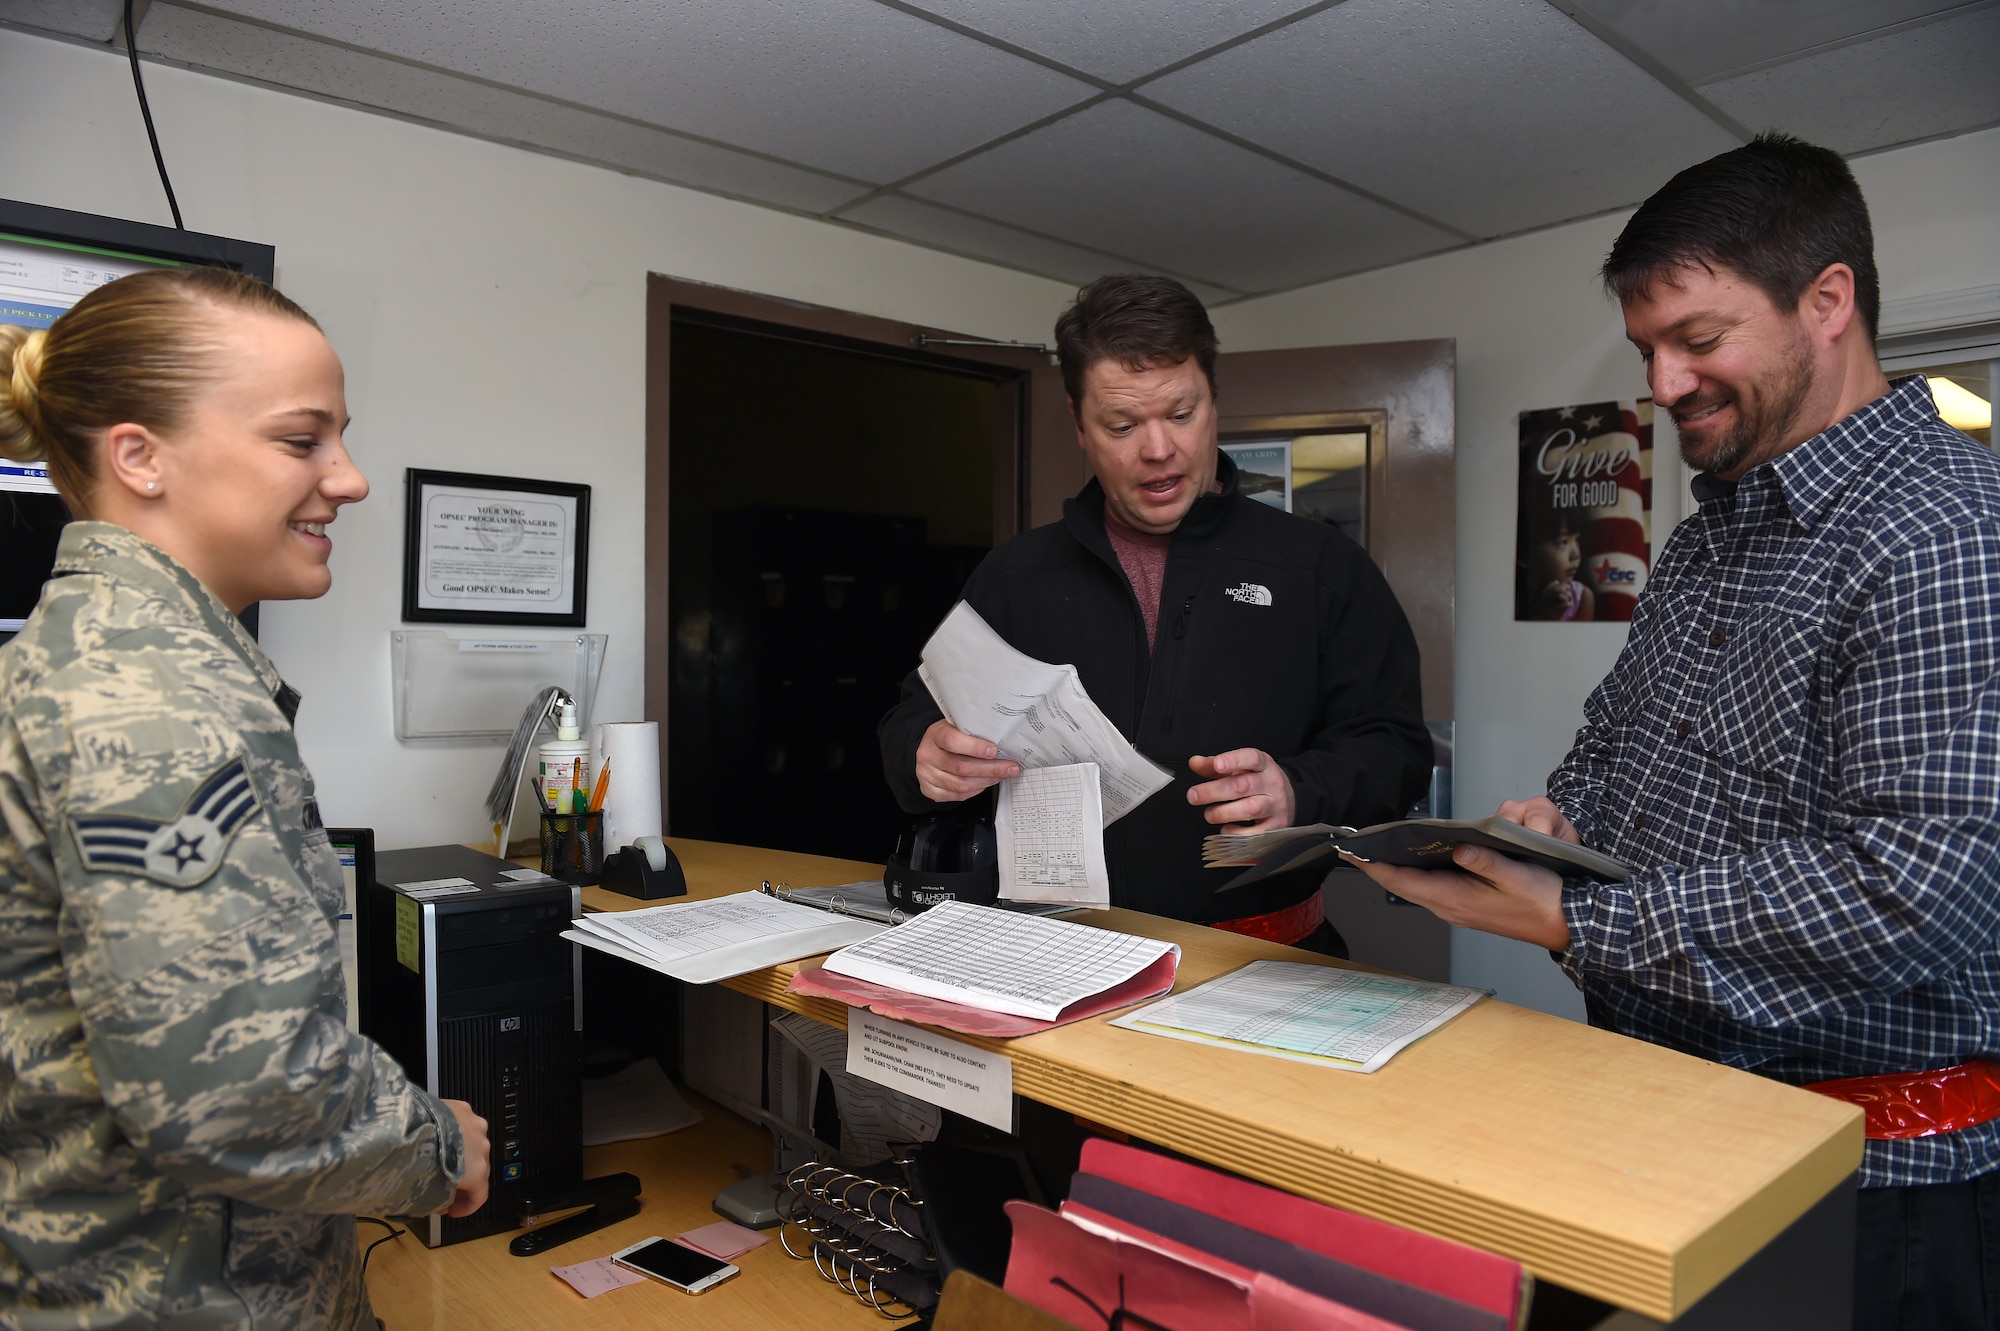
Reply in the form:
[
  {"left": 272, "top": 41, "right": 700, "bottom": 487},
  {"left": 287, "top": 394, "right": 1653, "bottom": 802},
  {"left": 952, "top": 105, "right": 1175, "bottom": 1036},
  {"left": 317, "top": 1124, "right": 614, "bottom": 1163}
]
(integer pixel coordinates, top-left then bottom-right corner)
[{"left": 0, "top": 200, "right": 274, "bottom": 644}]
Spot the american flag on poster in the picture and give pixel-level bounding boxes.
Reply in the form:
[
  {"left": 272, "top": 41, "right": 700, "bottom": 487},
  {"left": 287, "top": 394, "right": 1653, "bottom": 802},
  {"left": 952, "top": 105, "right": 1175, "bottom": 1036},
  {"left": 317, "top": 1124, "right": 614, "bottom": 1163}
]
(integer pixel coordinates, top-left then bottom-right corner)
[{"left": 1515, "top": 401, "right": 1652, "bottom": 623}]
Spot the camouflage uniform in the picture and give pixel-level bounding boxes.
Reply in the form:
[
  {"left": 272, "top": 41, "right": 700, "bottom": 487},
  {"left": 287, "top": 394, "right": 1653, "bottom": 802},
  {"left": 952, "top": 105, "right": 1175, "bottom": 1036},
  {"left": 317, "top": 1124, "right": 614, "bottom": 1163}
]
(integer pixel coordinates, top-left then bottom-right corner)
[{"left": 0, "top": 524, "right": 464, "bottom": 1329}]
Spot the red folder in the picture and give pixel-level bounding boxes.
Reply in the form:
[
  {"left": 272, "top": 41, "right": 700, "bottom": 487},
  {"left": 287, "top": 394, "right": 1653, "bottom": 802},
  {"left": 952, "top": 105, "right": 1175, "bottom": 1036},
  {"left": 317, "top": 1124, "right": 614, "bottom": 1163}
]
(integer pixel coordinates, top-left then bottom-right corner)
[
  {"left": 1004, "top": 1199, "right": 1415, "bottom": 1330},
  {"left": 1074, "top": 1140, "right": 1530, "bottom": 1329}
]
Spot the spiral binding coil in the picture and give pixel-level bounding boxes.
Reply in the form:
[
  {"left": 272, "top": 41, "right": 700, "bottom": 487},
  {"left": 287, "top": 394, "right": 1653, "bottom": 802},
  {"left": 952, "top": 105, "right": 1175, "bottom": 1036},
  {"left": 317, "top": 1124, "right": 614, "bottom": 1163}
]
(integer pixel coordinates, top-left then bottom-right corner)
[{"left": 777, "top": 1158, "right": 941, "bottom": 1319}]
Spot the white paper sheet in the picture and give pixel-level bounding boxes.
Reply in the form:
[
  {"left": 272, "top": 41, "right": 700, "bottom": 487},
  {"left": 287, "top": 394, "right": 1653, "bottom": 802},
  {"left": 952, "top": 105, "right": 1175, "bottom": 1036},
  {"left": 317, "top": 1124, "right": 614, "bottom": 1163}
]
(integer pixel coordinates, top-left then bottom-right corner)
[
  {"left": 580, "top": 1059, "right": 703, "bottom": 1146},
  {"left": 918, "top": 602, "right": 1171, "bottom": 825},
  {"left": 565, "top": 892, "right": 883, "bottom": 985},
  {"left": 821, "top": 900, "right": 1179, "bottom": 1022},
  {"left": 996, "top": 762, "right": 1110, "bottom": 907},
  {"left": 1109, "top": 959, "right": 1486, "bottom": 1074}
]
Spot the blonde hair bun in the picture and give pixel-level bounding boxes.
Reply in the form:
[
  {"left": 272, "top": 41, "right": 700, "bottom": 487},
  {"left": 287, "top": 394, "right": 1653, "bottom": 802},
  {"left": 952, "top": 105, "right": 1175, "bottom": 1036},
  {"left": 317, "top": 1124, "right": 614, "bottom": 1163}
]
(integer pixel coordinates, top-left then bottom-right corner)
[{"left": 0, "top": 324, "right": 49, "bottom": 465}]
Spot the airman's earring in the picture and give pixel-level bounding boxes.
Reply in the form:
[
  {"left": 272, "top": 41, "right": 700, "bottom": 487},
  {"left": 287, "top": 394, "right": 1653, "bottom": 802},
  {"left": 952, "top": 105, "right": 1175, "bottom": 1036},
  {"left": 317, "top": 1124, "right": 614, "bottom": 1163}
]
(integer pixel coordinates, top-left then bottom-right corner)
[{"left": 146, "top": 482, "right": 156, "bottom": 491}]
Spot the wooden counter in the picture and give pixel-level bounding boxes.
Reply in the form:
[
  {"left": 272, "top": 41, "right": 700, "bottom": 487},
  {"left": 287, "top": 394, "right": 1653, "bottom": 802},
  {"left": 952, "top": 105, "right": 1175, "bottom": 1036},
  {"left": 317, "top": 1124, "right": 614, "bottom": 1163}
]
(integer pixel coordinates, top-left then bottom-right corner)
[
  {"left": 580, "top": 838, "right": 1862, "bottom": 1323},
  {"left": 366, "top": 1089, "right": 888, "bottom": 1330}
]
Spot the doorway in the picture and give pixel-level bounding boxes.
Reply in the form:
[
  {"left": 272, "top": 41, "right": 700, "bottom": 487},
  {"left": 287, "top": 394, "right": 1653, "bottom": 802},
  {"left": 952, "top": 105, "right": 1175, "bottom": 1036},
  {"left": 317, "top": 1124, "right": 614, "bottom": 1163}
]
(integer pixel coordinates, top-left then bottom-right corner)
[
  {"left": 659, "top": 303, "right": 1033, "bottom": 863},
  {"left": 645, "top": 281, "right": 1459, "bottom": 985}
]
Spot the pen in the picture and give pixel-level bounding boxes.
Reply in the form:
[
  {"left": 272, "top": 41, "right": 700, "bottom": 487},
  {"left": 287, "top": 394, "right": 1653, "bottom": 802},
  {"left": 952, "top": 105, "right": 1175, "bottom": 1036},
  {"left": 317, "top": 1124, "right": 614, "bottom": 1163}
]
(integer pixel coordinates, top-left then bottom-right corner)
[{"left": 588, "top": 760, "right": 611, "bottom": 814}]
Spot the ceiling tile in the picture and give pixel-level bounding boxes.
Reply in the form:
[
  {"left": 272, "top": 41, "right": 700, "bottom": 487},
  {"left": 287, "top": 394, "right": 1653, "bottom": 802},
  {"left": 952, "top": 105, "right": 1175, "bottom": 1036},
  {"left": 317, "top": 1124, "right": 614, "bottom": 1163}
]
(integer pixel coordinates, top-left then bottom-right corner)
[
  {"left": 0, "top": 1, "right": 122, "bottom": 43},
  {"left": 141, "top": 6, "right": 872, "bottom": 214},
  {"left": 1142, "top": 0, "right": 1744, "bottom": 239},
  {"left": 895, "top": 0, "right": 1314, "bottom": 84},
  {"left": 905, "top": 99, "right": 1460, "bottom": 294},
  {"left": 841, "top": 193, "right": 1240, "bottom": 301},
  {"left": 179, "top": 0, "right": 1095, "bottom": 184},
  {"left": 1570, "top": 0, "right": 1969, "bottom": 82},
  {"left": 1701, "top": 7, "right": 2000, "bottom": 156}
]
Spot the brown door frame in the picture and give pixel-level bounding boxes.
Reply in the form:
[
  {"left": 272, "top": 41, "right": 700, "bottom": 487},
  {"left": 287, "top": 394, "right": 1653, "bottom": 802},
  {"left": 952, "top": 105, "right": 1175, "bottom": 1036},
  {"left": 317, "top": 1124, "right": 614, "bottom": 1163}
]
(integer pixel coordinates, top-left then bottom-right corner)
[
  {"left": 643, "top": 274, "right": 1065, "bottom": 828},
  {"left": 1215, "top": 339, "right": 1456, "bottom": 723}
]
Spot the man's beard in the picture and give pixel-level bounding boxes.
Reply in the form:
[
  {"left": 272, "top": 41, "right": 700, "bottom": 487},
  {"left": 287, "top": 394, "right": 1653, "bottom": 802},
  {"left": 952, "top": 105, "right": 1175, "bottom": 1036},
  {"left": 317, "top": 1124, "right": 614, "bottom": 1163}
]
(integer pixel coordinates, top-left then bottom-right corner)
[{"left": 1675, "top": 333, "right": 1817, "bottom": 476}]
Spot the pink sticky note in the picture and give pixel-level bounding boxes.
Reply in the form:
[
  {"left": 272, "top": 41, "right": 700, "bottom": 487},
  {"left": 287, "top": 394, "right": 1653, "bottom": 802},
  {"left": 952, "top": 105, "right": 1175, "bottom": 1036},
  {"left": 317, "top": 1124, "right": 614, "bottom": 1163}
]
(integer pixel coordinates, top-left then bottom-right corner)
[
  {"left": 677, "top": 1220, "right": 770, "bottom": 1261},
  {"left": 550, "top": 1256, "right": 647, "bottom": 1298}
]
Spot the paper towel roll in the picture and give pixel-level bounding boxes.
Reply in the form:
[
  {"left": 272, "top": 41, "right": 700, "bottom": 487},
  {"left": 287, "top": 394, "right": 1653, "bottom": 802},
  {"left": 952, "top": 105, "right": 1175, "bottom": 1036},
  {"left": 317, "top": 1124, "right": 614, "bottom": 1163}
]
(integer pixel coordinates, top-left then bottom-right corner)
[{"left": 591, "top": 721, "right": 664, "bottom": 851}]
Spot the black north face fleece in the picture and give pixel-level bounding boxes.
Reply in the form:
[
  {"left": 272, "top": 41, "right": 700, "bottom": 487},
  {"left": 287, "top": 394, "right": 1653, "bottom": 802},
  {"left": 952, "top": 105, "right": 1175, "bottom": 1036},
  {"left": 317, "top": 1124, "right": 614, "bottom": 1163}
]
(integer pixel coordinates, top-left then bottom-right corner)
[{"left": 879, "top": 457, "right": 1432, "bottom": 925}]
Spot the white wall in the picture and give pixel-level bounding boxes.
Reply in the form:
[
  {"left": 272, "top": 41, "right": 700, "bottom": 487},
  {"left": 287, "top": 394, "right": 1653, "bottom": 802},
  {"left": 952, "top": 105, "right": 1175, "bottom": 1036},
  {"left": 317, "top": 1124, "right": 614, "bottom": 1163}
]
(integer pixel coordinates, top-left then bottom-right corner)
[
  {"left": 0, "top": 28, "right": 1075, "bottom": 852},
  {"left": 1216, "top": 126, "right": 2000, "bottom": 1016}
]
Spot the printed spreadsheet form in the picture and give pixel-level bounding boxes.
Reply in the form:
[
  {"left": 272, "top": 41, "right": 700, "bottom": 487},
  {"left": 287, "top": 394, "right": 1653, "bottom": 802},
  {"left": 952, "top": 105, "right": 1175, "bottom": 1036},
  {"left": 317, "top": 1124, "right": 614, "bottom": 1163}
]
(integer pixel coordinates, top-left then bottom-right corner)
[
  {"left": 996, "top": 762, "right": 1111, "bottom": 906},
  {"left": 823, "top": 901, "right": 1178, "bottom": 1021},
  {"left": 1111, "top": 959, "right": 1486, "bottom": 1073}
]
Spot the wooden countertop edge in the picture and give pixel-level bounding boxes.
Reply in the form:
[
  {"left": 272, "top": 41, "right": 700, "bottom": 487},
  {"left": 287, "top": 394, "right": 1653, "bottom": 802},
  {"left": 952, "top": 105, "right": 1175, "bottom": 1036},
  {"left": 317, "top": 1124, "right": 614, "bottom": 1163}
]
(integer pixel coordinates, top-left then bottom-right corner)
[
  {"left": 1669, "top": 1111, "right": 1864, "bottom": 1314},
  {"left": 718, "top": 960, "right": 1859, "bottom": 1320}
]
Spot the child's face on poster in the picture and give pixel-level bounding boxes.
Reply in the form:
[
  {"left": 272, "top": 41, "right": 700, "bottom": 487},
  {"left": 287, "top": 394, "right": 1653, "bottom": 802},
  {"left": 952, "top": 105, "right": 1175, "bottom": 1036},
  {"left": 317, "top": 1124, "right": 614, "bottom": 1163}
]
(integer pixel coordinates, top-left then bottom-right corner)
[{"left": 1531, "top": 530, "right": 1582, "bottom": 585}]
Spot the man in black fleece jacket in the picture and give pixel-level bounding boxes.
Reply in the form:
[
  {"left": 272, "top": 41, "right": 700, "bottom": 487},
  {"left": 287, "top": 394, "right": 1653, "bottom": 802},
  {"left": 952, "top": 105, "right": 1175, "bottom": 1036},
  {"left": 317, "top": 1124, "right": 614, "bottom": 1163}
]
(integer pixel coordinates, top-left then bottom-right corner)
[{"left": 877, "top": 275, "right": 1432, "bottom": 948}]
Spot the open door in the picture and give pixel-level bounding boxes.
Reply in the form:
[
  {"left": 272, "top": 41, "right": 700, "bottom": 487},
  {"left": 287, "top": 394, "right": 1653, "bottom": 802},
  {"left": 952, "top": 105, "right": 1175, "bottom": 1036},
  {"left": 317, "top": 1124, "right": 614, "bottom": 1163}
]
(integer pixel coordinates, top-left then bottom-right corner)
[
  {"left": 644, "top": 277, "right": 1071, "bottom": 861},
  {"left": 1212, "top": 339, "right": 1456, "bottom": 981}
]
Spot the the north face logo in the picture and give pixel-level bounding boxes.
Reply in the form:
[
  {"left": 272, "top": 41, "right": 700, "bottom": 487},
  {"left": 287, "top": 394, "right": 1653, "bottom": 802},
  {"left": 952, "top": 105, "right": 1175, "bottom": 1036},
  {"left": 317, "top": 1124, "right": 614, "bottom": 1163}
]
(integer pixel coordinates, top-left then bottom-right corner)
[{"left": 1224, "top": 582, "right": 1272, "bottom": 606}]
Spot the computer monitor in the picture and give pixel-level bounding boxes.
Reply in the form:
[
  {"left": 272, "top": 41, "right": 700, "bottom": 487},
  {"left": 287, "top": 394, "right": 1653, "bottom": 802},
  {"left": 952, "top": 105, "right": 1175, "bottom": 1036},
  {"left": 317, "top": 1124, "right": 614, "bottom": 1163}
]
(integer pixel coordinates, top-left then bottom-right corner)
[{"left": 0, "top": 199, "right": 275, "bottom": 646}]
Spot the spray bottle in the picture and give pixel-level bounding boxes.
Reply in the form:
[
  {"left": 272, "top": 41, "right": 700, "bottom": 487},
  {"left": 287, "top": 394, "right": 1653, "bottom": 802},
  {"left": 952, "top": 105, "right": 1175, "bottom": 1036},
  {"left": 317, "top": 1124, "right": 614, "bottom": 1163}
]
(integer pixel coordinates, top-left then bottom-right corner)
[{"left": 537, "top": 700, "right": 591, "bottom": 813}]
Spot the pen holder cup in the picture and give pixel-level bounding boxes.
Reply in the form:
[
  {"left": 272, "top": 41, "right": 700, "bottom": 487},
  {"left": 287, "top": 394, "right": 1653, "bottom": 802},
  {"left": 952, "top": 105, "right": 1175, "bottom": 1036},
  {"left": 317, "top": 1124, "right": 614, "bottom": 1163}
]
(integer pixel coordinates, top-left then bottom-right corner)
[{"left": 540, "top": 810, "right": 605, "bottom": 886}]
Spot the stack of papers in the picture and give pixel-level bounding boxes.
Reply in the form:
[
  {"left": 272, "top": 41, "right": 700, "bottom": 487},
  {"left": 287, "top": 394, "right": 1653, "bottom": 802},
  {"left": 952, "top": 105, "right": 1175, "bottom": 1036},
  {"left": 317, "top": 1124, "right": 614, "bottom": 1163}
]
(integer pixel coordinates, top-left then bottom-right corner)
[
  {"left": 919, "top": 603, "right": 1171, "bottom": 824},
  {"left": 919, "top": 602, "right": 1170, "bottom": 908},
  {"left": 564, "top": 892, "right": 884, "bottom": 985},
  {"left": 819, "top": 900, "right": 1179, "bottom": 1023}
]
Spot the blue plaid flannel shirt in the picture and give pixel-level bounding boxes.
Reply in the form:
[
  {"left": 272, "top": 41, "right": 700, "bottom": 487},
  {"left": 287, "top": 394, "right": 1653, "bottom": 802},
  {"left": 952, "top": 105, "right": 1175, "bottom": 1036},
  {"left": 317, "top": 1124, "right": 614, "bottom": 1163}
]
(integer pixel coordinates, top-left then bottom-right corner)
[{"left": 1551, "top": 376, "right": 2000, "bottom": 1188}]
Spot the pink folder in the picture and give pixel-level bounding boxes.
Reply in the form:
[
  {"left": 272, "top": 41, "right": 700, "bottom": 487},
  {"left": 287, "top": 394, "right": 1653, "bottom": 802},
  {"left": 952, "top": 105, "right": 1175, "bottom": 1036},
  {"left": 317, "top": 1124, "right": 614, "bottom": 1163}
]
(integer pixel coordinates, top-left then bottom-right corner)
[{"left": 785, "top": 949, "right": 1178, "bottom": 1038}]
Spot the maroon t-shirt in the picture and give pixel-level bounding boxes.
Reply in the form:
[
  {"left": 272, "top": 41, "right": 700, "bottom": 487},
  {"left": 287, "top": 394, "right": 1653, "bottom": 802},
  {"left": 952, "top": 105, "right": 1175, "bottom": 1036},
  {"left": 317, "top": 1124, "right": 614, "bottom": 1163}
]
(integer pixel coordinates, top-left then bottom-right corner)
[{"left": 1103, "top": 510, "right": 1173, "bottom": 650}]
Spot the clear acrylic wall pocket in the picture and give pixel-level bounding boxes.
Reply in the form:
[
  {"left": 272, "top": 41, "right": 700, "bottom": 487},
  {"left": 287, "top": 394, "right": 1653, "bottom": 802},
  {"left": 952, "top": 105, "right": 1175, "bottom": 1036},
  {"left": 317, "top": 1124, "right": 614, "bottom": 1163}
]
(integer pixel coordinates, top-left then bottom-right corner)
[{"left": 390, "top": 630, "right": 607, "bottom": 741}]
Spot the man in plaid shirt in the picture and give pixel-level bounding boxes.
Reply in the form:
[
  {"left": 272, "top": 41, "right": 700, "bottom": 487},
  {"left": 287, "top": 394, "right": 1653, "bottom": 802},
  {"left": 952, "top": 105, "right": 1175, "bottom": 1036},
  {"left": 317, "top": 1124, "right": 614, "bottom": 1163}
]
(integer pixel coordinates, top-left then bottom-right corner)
[{"left": 1350, "top": 135, "right": 2000, "bottom": 1327}]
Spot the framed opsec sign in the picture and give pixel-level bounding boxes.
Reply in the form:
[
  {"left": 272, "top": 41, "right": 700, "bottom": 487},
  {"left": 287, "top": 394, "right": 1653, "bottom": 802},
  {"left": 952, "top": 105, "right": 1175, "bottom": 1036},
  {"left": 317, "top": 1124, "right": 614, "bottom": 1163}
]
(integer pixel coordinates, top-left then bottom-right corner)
[{"left": 402, "top": 469, "right": 590, "bottom": 627}]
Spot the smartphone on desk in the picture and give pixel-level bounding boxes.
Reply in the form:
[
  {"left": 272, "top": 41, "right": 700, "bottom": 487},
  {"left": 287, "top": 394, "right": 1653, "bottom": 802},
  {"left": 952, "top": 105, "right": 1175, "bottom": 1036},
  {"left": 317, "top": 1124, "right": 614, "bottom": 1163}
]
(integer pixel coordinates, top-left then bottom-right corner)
[{"left": 610, "top": 1237, "right": 740, "bottom": 1294}]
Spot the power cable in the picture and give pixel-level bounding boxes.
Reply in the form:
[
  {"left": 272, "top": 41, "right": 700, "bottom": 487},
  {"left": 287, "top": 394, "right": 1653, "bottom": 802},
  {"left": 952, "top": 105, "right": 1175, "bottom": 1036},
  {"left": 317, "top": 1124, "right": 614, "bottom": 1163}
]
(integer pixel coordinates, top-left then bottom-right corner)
[
  {"left": 123, "top": 0, "right": 184, "bottom": 229},
  {"left": 358, "top": 1216, "right": 405, "bottom": 1275}
]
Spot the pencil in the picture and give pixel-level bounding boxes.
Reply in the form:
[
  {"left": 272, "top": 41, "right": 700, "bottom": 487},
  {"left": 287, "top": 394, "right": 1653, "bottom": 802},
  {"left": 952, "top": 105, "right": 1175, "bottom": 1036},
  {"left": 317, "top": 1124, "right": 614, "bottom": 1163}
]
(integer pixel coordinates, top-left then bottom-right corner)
[{"left": 588, "top": 760, "right": 612, "bottom": 814}]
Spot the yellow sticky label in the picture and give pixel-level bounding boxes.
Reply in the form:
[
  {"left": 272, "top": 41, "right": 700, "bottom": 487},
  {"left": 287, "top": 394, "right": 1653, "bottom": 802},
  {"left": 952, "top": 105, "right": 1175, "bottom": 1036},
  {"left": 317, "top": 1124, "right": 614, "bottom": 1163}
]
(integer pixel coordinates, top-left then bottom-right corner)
[{"left": 396, "top": 894, "right": 420, "bottom": 973}]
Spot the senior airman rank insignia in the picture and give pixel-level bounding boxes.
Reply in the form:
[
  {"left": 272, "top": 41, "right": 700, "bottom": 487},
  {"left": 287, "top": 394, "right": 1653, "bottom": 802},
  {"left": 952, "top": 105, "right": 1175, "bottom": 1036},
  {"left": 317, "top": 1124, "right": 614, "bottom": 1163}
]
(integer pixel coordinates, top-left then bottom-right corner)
[{"left": 70, "top": 757, "right": 261, "bottom": 889}]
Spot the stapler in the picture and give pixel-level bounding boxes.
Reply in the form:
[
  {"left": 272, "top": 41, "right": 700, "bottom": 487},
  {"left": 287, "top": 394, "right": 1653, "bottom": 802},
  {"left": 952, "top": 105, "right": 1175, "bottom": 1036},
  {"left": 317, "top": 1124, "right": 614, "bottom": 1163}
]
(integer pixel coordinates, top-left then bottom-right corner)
[
  {"left": 509, "top": 1172, "right": 644, "bottom": 1256},
  {"left": 600, "top": 835, "right": 687, "bottom": 901}
]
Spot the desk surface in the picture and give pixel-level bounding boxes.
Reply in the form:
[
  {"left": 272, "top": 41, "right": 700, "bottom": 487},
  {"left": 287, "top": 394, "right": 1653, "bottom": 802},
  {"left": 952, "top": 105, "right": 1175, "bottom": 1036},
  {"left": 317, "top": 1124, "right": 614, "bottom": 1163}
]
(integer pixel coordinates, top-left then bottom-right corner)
[
  {"left": 578, "top": 838, "right": 1862, "bottom": 1322},
  {"left": 366, "top": 1090, "right": 887, "bottom": 1330}
]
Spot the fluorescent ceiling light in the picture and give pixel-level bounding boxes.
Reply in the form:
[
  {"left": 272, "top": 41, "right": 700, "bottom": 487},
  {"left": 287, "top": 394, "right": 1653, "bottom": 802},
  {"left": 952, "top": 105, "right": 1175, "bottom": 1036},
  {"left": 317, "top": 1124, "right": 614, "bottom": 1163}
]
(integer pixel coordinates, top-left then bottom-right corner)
[{"left": 1927, "top": 375, "right": 1991, "bottom": 431}]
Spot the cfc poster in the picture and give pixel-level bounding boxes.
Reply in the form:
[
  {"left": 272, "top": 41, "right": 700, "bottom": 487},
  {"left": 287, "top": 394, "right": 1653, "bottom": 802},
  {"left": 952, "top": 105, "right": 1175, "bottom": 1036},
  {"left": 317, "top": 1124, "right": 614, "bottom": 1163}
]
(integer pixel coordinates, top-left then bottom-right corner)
[{"left": 1516, "top": 401, "right": 1651, "bottom": 623}]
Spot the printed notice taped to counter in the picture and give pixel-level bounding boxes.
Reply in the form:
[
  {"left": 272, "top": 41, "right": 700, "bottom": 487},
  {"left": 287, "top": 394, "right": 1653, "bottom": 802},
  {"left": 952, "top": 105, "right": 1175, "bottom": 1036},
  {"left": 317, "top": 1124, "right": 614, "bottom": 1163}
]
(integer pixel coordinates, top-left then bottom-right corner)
[
  {"left": 847, "top": 1010, "right": 1014, "bottom": 1133},
  {"left": 403, "top": 469, "right": 591, "bottom": 627}
]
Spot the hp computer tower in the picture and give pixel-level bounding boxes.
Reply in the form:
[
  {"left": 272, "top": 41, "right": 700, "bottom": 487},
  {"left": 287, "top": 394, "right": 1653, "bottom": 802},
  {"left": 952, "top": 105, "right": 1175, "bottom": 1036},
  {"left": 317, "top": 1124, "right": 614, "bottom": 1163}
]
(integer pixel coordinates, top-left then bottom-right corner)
[{"left": 358, "top": 844, "right": 581, "bottom": 1246}]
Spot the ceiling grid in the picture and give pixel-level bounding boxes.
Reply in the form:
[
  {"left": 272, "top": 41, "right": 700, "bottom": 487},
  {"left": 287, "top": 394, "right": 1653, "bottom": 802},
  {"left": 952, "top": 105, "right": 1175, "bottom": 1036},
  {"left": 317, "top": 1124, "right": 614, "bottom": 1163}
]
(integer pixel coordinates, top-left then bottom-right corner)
[{"left": 0, "top": 0, "right": 1992, "bottom": 303}]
